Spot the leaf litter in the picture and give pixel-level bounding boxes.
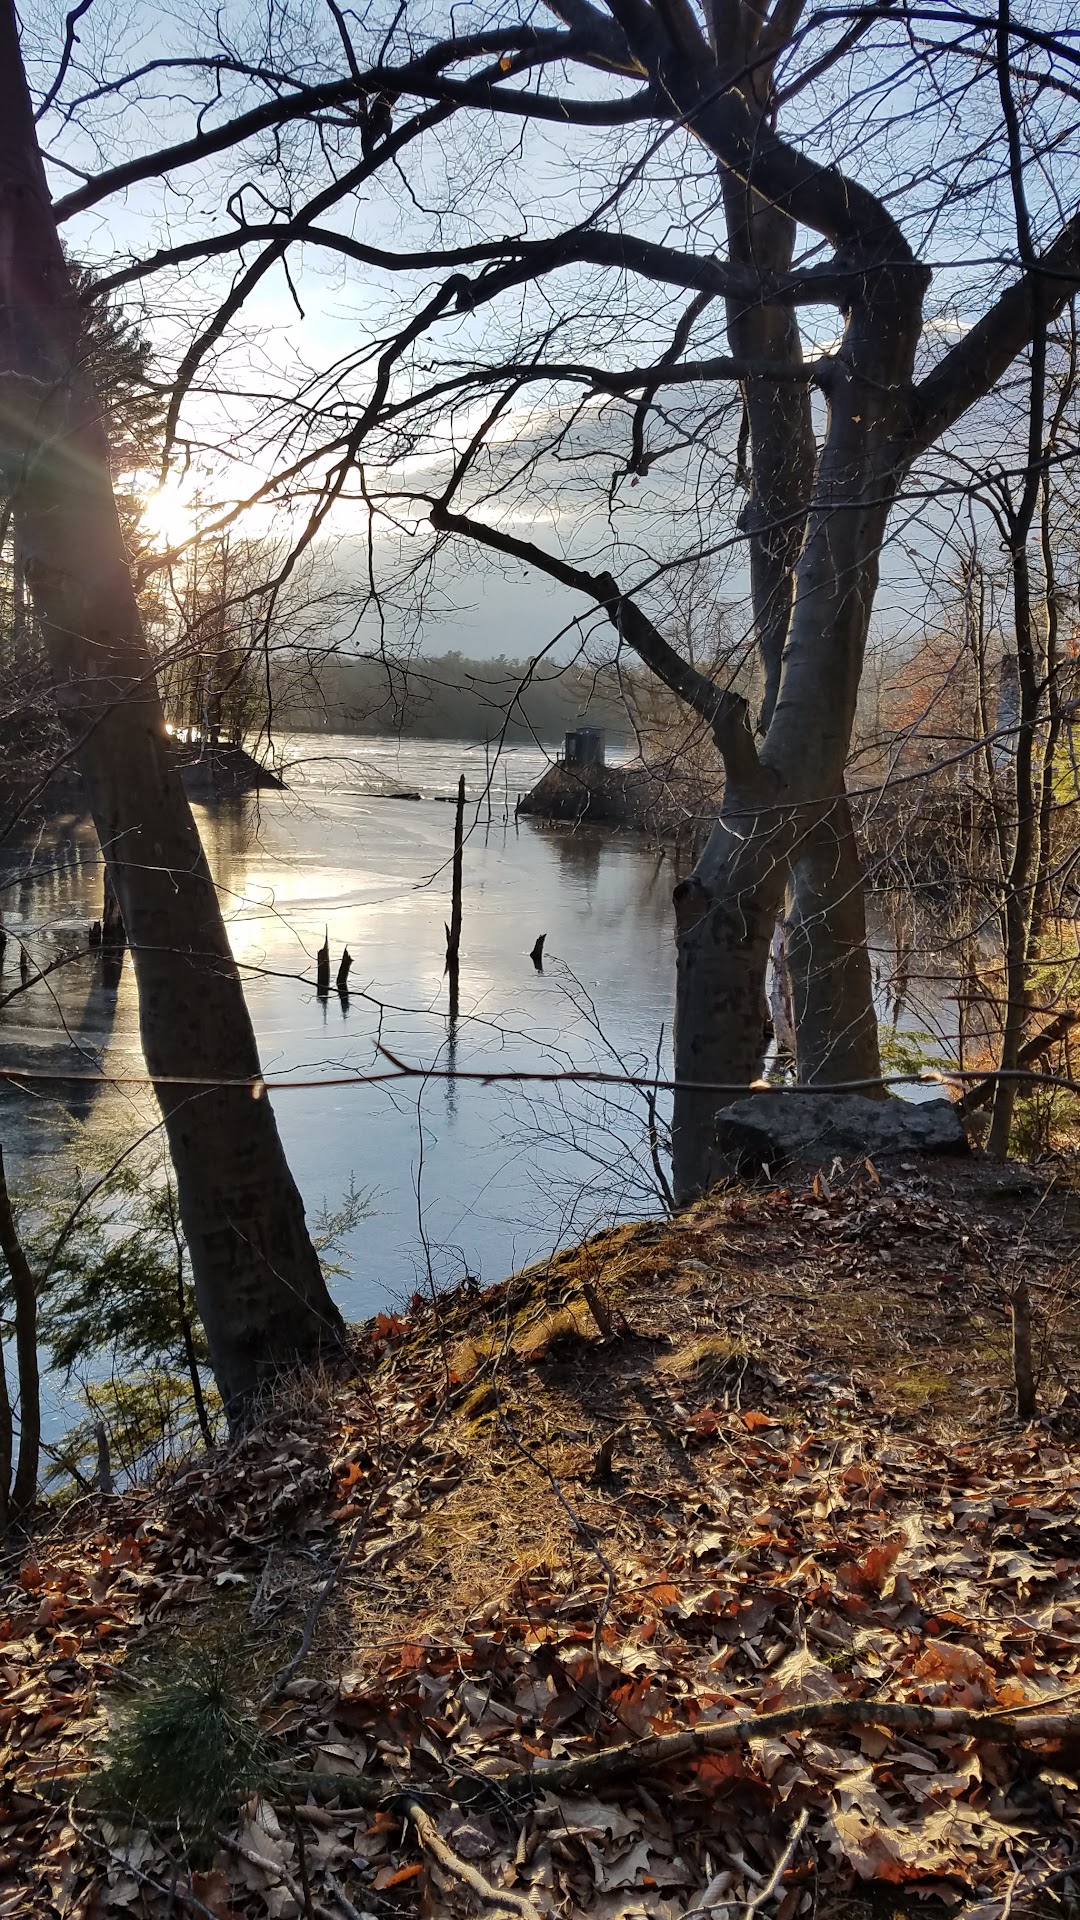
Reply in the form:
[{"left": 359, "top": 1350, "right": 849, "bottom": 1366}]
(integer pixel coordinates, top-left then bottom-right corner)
[{"left": 3, "top": 1158, "right": 1080, "bottom": 1918}]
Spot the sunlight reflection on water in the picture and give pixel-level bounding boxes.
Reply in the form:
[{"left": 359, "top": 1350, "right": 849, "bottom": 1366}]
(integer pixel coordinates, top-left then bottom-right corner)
[{"left": 0, "top": 737, "right": 675, "bottom": 1329}]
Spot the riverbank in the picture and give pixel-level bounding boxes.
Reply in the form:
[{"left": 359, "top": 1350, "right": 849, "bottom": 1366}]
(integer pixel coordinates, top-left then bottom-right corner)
[
  {"left": 4, "top": 1156, "right": 1078, "bottom": 1919},
  {"left": 0, "top": 740, "right": 282, "bottom": 820}
]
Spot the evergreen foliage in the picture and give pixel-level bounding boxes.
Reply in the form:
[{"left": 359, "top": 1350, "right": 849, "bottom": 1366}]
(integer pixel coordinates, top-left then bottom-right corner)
[
  {"left": 41, "top": 1186, "right": 205, "bottom": 1377},
  {"left": 101, "top": 1653, "right": 268, "bottom": 1847}
]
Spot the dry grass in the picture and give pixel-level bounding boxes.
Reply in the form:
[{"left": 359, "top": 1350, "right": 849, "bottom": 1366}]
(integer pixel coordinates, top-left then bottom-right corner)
[{"left": 658, "top": 1331, "right": 748, "bottom": 1386}]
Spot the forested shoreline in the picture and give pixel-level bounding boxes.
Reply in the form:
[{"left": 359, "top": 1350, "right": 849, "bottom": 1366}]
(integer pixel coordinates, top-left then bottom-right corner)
[{"left": 268, "top": 649, "right": 634, "bottom": 745}]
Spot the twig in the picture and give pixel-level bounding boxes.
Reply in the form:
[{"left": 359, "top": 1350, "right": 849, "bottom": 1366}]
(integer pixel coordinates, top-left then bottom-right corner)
[
  {"left": 404, "top": 1798, "right": 544, "bottom": 1918},
  {"left": 282, "top": 1788, "right": 318, "bottom": 1920},
  {"left": 66, "top": 1810, "right": 223, "bottom": 1920},
  {"left": 11, "top": 1045, "right": 1080, "bottom": 1101},
  {"left": 682, "top": 1868, "right": 735, "bottom": 1918},
  {"left": 493, "top": 1697, "right": 1080, "bottom": 1799},
  {"left": 223, "top": 1835, "right": 336, "bottom": 1920},
  {"left": 323, "top": 1866, "right": 369, "bottom": 1920},
  {"left": 743, "top": 1808, "right": 809, "bottom": 1916}
]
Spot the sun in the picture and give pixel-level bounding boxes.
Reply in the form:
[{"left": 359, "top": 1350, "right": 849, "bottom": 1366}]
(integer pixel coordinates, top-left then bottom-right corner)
[{"left": 140, "top": 475, "right": 198, "bottom": 550}]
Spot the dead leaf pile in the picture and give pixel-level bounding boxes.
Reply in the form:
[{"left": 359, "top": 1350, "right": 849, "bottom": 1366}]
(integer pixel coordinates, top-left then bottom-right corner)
[{"left": 3, "top": 1161, "right": 1080, "bottom": 1918}]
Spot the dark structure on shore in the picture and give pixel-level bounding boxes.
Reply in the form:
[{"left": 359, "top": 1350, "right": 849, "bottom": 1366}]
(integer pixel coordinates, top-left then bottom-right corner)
[{"left": 563, "top": 726, "right": 605, "bottom": 768}]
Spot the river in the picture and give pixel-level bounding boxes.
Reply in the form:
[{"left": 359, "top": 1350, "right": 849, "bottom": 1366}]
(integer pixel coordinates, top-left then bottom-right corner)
[
  {"left": 0, "top": 732, "right": 960, "bottom": 1445},
  {"left": 0, "top": 736, "right": 677, "bottom": 1327}
]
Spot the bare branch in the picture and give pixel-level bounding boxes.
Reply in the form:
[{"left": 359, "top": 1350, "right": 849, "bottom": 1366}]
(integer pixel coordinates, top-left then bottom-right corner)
[
  {"left": 909, "top": 209, "right": 1080, "bottom": 452},
  {"left": 428, "top": 499, "right": 760, "bottom": 782},
  {"left": 52, "top": 27, "right": 631, "bottom": 222}
]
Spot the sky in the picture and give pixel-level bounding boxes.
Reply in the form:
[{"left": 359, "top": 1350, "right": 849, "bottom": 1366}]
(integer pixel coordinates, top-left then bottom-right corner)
[{"left": 22, "top": 0, "right": 1080, "bottom": 664}]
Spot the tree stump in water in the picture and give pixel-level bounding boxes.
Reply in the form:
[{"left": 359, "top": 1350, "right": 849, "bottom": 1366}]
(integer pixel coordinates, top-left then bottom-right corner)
[{"left": 316, "top": 929, "right": 330, "bottom": 996}]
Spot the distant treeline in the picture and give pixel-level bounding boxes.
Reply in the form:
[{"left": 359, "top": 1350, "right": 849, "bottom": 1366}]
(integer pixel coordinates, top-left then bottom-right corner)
[{"left": 271, "top": 651, "right": 634, "bottom": 744}]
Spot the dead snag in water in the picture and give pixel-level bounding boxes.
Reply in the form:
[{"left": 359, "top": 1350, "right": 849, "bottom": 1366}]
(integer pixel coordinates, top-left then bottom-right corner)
[{"left": 445, "top": 774, "right": 465, "bottom": 1020}]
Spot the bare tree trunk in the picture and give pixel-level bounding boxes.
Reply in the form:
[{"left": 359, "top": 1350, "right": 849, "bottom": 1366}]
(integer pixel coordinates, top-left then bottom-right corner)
[
  {"left": 102, "top": 864, "right": 126, "bottom": 947},
  {"left": 672, "top": 792, "right": 784, "bottom": 1200},
  {"left": 707, "top": 71, "right": 884, "bottom": 1119},
  {"left": 1031, "top": 467, "right": 1063, "bottom": 946},
  {"left": 987, "top": 539, "right": 1041, "bottom": 1161},
  {"left": 720, "top": 188, "right": 815, "bottom": 732},
  {"left": 0, "top": 1145, "right": 39, "bottom": 1516},
  {"left": 786, "top": 796, "right": 882, "bottom": 1089},
  {"left": 988, "top": 23, "right": 1048, "bottom": 1161},
  {"left": 0, "top": 1, "right": 344, "bottom": 1423},
  {"left": 669, "top": 320, "right": 909, "bottom": 1196},
  {"left": 0, "top": 1314, "right": 13, "bottom": 1533},
  {"left": 1011, "top": 1278, "right": 1036, "bottom": 1421}
]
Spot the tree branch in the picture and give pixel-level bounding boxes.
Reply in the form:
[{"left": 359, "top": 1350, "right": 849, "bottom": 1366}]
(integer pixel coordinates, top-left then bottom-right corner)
[
  {"left": 160, "top": 101, "right": 453, "bottom": 466},
  {"left": 908, "top": 208, "right": 1080, "bottom": 452},
  {"left": 428, "top": 500, "right": 760, "bottom": 782},
  {"left": 276, "top": 1696, "right": 1080, "bottom": 1810},
  {"left": 599, "top": 0, "right": 915, "bottom": 258},
  {"left": 456, "top": 230, "right": 840, "bottom": 311},
  {"left": 51, "top": 28, "right": 625, "bottom": 221}
]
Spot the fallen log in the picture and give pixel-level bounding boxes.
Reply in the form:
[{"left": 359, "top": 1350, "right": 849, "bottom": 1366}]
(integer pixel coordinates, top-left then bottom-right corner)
[
  {"left": 272, "top": 1695, "right": 1080, "bottom": 1810},
  {"left": 28, "top": 1696, "right": 1080, "bottom": 1820}
]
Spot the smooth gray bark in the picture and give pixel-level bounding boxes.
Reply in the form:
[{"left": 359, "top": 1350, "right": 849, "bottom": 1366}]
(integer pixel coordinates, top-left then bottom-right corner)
[
  {"left": 671, "top": 788, "right": 785, "bottom": 1196},
  {"left": 785, "top": 797, "right": 881, "bottom": 1089}
]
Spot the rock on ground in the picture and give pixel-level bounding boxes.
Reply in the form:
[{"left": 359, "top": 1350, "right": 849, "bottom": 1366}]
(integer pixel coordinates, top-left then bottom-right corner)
[{"left": 712, "top": 1090, "right": 968, "bottom": 1172}]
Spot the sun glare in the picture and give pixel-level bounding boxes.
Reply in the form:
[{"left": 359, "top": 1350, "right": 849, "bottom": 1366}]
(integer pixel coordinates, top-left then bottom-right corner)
[{"left": 141, "top": 477, "right": 198, "bottom": 550}]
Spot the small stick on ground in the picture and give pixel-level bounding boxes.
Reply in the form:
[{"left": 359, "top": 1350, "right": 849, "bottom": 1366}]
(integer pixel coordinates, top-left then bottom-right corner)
[
  {"left": 273, "top": 1694, "right": 1080, "bottom": 1809},
  {"left": 223, "top": 1836, "right": 335, "bottom": 1920},
  {"left": 404, "top": 1798, "right": 543, "bottom": 1918},
  {"left": 743, "top": 1807, "right": 809, "bottom": 1916},
  {"left": 323, "top": 1867, "right": 367, "bottom": 1920}
]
